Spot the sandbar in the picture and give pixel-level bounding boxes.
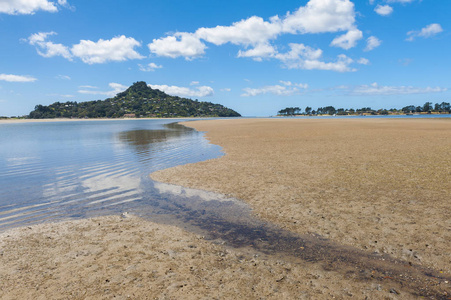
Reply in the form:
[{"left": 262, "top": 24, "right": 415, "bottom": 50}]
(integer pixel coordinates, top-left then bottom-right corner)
[
  {"left": 153, "top": 118, "right": 450, "bottom": 273},
  {"left": 1, "top": 118, "right": 450, "bottom": 299}
]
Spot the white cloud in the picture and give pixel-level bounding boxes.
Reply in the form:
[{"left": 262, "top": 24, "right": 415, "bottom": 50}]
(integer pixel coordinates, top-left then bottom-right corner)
[
  {"left": 364, "top": 36, "right": 382, "bottom": 51},
  {"left": 242, "top": 80, "right": 308, "bottom": 97},
  {"left": 275, "top": 43, "right": 322, "bottom": 61},
  {"left": 148, "top": 84, "right": 214, "bottom": 98},
  {"left": 417, "top": 23, "right": 444, "bottom": 38},
  {"left": 190, "top": 81, "right": 199, "bottom": 86},
  {"left": 357, "top": 58, "right": 370, "bottom": 65},
  {"left": 237, "top": 43, "right": 277, "bottom": 61},
  {"left": 196, "top": 16, "right": 281, "bottom": 46},
  {"left": 78, "top": 83, "right": 127, "bottom": 97},
  {"left": 0, "top": 0, "right": 57, "bottom": 14},
  {"left": 279, "top": 80, "right": 309, "bottom": 89},
  {"left": 275, "top": 43, "right": 355, "bottom": 72},
  {"left": 0, "top": 0, "right": 73, "bottom": 14},
  {"left": 148, "top": 33, "right": 206, "bottom": 59},
  {"left": 352, "top": 82, "right": 447, "bottom": 95},
  {"left": 138, "top": 62, "right": 163, "bottom": 72},
  {"left": 330, "top": 29, "right": 363, "bottom": 50},
  {"left": 24, "top": 0, "right": 363, "bottom": 72},
  {"left": 0, "top": 74, "right": 37, "bottom": 82},
  {"left": 25, "top": 32, "right": 72, "bottom": 60},
  {"left": 406, "top": 23, "right": 443, "bottom": 41},
  {"left": 26, "top": 33, "right": 143, "bottom": 64},
  {"left": 194, "top": 0, "right": 357, "bottom": 48},
  {"left": 220, "top": 88, "right": 231, "bottom": 92},
  {"left": 375, "top": 5, "right": 393, "bottom": 16},
  {"left": 56, "top": 0, "right": 74, "bottom": 10},
  {"left": 72, "top": 35, "right": 144, "bottom": 64},
  {"left": 148, "top": 0, "right": 359, "bottom": 62},
  {"left": 282, "top": 0, "right": 356, "bottom": 34}
]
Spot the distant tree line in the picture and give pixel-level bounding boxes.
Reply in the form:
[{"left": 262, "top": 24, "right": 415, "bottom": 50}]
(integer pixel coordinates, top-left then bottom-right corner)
[
  {"left": 278, "top": 102, "right": 451, "bottom": 116},
  {"left": 28, "top": 81, "right": 241, "bottom": 119}
]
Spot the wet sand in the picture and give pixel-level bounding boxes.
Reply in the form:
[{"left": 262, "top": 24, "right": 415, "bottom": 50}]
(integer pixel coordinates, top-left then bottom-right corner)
[
  {"left": 1, "top": 118, "right": 450, "bottom": 299},
  {"left": 1, "top": 215, "right": 394, "bottom": 299},
  {"left": 153, "top": 119, "right": 450, "bottom": 271}
]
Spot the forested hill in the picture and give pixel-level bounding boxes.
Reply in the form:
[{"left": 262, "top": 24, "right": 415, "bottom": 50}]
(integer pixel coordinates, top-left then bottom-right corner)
[{"left": 28, "top": 81, "right": 241, "bottom": 119}]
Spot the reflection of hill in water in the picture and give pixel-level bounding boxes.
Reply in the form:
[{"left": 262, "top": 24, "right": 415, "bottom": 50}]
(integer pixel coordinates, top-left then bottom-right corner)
[{"left": 117, "top": 124, "right": 194, "bottom": 157}]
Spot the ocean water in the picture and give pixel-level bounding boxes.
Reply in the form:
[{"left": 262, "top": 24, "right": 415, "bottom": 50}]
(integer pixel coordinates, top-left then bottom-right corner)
[{"left": 0, "top": 119, "right": 226, "bottom": 231}]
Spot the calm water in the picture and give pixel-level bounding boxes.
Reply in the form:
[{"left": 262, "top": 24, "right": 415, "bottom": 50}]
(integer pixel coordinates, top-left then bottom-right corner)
[{"left": 0, "top": 119, "right": 226, "bottom": 231}]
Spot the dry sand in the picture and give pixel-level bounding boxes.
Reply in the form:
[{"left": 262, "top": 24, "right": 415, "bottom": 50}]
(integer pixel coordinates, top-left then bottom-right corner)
[{"left": 1, "top": 118, "right": 450, "bottom": 299}]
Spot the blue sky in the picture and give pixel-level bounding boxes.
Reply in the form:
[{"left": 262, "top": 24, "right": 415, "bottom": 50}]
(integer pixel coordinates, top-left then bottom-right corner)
[{"left": 1, "top": 0, "right": 450, "bottom": 117}]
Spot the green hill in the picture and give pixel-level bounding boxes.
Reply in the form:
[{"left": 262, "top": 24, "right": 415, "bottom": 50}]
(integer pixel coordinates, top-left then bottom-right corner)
[{"left": 28, "top": 81, "right": 241, "bottom": 119}]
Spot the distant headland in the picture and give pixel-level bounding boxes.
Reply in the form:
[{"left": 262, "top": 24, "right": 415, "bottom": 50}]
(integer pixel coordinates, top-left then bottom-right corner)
[
  {"left": 278, "top": 102, "right": 451, "bottom": 116},
  {"left": 24, "top": 81, "right": 241, "bottom": 119}
]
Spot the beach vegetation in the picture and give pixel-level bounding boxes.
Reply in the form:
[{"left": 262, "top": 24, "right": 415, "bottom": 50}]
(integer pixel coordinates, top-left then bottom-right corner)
[{"left": 278, "top": 101, "right": 451, "bottom": 116}]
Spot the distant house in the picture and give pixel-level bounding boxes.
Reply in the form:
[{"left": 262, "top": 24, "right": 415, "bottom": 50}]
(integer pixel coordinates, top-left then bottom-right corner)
[{"left": 123, "top": 113, "right": 136, "bottom": 118}]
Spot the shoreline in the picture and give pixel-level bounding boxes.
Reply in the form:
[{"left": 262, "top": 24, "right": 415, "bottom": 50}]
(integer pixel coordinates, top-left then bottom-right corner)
[
  {"left": 152, "top": 118, "right": 451, "bottom": 274},
  {"left": 0, "top": 117, "right": 207, "bottom": 124},
  {"left": 1, "top": 113, "right": 450, "bottom": 124},
  {"left": 1, "top": 118, "right": 450, "bottom": 298}
]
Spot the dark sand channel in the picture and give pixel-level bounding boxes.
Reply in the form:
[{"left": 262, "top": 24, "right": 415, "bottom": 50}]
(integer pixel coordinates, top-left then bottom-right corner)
[{"left": 1, "top": 118, "right": 450, "bottom": 299}]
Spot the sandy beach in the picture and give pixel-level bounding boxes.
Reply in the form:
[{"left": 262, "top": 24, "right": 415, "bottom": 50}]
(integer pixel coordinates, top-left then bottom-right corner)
[
  {"left": 1, "top": 118, "right": 450, "bottom": 299},
  {"left": 154, "top": 118, "right": 451, "bottom": 267}
]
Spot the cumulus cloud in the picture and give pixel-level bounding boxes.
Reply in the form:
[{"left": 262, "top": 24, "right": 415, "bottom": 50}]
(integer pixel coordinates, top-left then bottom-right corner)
[
  {"left": 0, "top": 0, "right": 57, "bottom": 14},
  {"left": 24, "top": 0, "right": 363, "bottom": 72},
  {"left": 72, "top": 36, "right": 144, "bottom": 64},
  {"left": 406, "top": 23, "right": 443, "bottom": 41},
  {"left": 352, "top": 82, "right": 447, "bottom": 95},
  {"left": 78, "top": 83, "right": 128, "bottom": 97},
  {"left": 275, "top": 43, "right": 322, "bottom": 62},
  {"left": 0, "top": 73, "right": 37, "bottom": 82},
  {"left": 237, "top": 43, "right": 277, "bottom": 61},
  {"left": 0, "top": 0, "right": 73, "bottom": 14},
  {"left": 148, "top": 84, "right": 214, "bottom": 98},
  {"left": 364, "top": 36, "right": 382, "bottom": 51},
  {"left": 330, "top": 29, "right": 363, "bottom": 50},
  {"left": 148, "top": 33, "right": 206, "bottom": 59},
  {"left": 196, "top": 16, "right": 281, "bottom": 46},
  {"left": 138, "top": 62, "right": 163, "bottom": 72},
  {"left": 56, "top": 0, "right": 74, "bottom": 10},
  {"left": 25, "top": 31, "right": 72, "bottom": 60},
  {"left": 357, "top": 58, "right": 370, "bottom": 65},
  {"left": 282, "top": 0, "right": 356, "bottom": 34},
  {"left": 374, "top": 5, "right": 393, "bottom": 16},
  {"left": 25, "top": 33, "right": 145, "bottom": 64},
  {"left": 148, "top": 0, "right": 360, "bottom": 60},
  {"left": 242, "top": 80, "right": 308, "bottom": 97},
  {"left": 275, "top": 43, "right": 355, "bottom": 72}
]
